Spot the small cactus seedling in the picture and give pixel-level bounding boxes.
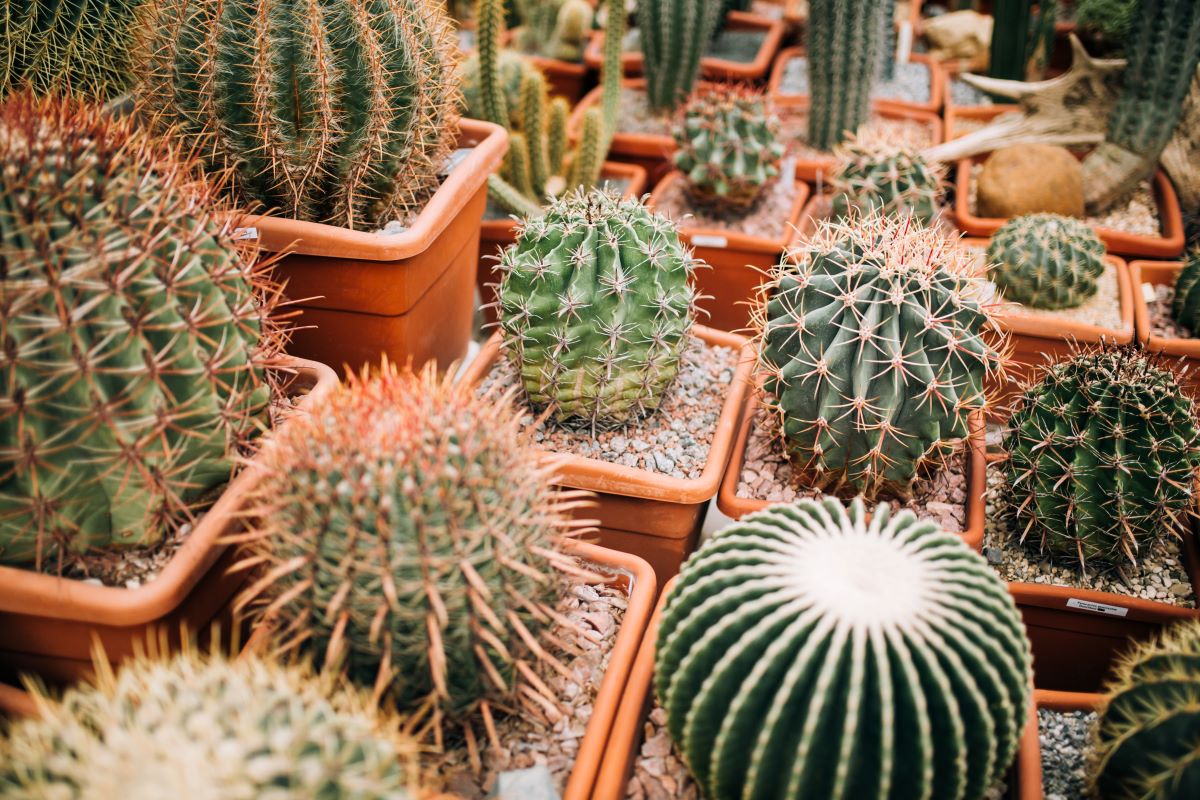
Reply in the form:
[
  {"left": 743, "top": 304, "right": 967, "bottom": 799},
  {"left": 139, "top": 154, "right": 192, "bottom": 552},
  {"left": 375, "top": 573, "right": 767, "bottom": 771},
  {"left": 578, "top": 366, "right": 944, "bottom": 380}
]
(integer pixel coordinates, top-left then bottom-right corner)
[
  {"left": 987, "top": 214, "right": 1108, "bottom": 310},
  {"left": 831, "top": 133, "right": 945, "bottom": 225},
  {"left": 495, "top": 189, "right": 697, "bottom": 428},
  {"left": 1170, "top": 248, "right": 1200, "bottom": 334},
  {"left": 656, "top": 497, "right": 1033, "bottom": 800},
  {"left": 1004, "top": 342, "right": 1200, "bottom": 569}
]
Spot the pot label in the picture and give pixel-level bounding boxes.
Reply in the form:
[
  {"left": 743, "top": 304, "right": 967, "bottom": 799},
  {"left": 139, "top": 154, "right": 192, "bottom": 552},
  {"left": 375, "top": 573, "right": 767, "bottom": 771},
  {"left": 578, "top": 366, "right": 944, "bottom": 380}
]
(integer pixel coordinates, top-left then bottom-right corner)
[
  {"left": 232, "top": 227, "right": 259, "bottom": 241},
  {"left": 692, "top": 234, "right": 728, "bottom": 249},
  {"left": 1066, "top": 598, "right": 1129, "bottom": 617},
  {"left": 1142, "top": 282, "right": 1158, "bottom": 304}
]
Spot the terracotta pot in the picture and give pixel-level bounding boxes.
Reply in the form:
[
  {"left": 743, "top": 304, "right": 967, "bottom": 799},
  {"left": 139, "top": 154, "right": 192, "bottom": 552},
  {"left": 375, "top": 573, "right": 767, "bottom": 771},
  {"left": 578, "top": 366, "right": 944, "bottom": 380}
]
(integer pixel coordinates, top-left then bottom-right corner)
[
  {"left": 767, "top": 48, "right": 946, "bottom": 116},
  {"left": 717, "top": 389, "right": 988, "bottom": 550},
  {"left": 506, "top": 28, "right": 595, "bottom": 103},
  {"left": 1013, "top": 690, "right": 1104, "bottom": 800},
  {"left": 646, "top": 172, "right": 810, "bottom": 333},
  {"left": 1130, "top": 260, "right": 1200, "bottom": 394},
  {"left": 583, "top": 11, "right": 785, "bottom": 83},
  {"left": 0, "top": 680, "right": 38, "bottom": 720},
  {"left": 460, "top": 328, "right": 755, "bottom": 582},
  {"left": 476, "top": 162, "right": 648, "bottom": 327},
  {"left": 750, "top": 0, "right": 805, "bottom": 31},
  {"left": 0, "top": 359, "right": 340, "bottom": 684},
  {"left": 245, "top": 118, "right": 508, "bottom": 376},
  {"left": 953, "top": 156, "right": 1186, "bottom": 259},
  {"left": 570, "top": 78, "right": 675, "bottom": 185}
]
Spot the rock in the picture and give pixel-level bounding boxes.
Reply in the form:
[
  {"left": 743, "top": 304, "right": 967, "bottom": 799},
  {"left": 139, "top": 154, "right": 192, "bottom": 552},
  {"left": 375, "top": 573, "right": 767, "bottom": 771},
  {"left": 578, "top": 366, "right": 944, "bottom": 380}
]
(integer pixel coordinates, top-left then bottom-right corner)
[
  {"left": 985, "top": 546, "right": 1004, "bottom": 565},
  {"left": 490, "top": 765, "right": 560, "bottom": 800},
  {"left": 922, "top": 10, "right": 993, "bottom": 67},
  {"left": 977, "top": 145, "right": 1085, "bottom": 219},
  {"left": 1170, "top": 581, "right": 1191, "bottom": 598}
]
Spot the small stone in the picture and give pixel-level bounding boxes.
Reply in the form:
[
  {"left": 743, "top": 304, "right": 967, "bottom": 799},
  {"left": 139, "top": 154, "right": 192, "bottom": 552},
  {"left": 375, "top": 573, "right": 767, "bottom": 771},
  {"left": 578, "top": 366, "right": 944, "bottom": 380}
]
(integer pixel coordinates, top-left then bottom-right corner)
[
  {"left": 977, "top": 145, "right": 1085, "bottom": 219},
  {"left": 653, "top": 453, "right": 676, "bottom": 473},
  {"left": 1170, "top": 582, "right": 1191, "bottom": 598},
  {"left": 985, "top": 546, "right": 1004, "bottom": 565}
]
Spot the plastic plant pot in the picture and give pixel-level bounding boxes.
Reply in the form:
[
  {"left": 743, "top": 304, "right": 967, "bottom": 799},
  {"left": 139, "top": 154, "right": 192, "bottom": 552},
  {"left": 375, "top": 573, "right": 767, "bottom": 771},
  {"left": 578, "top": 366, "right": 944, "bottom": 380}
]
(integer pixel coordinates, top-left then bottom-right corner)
[
  {"left": 1013, "top": 690, "right": 1104, "bottom": 800},
  {"left": 1130, "top": 260, "right": 1200, "bottom": 394},
  {"left": 766, "top": 47, "right": 946, "bottom": 117},
  {"left": 507, "top": 27, "right": 595, "bottom": 103}
]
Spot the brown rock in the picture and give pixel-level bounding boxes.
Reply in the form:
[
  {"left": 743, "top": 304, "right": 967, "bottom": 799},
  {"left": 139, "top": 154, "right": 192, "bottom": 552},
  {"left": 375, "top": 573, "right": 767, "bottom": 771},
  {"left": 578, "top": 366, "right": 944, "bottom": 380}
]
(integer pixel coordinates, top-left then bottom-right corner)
[{"left": 976, "top": 145, "right": 1085, "bottom": 219}]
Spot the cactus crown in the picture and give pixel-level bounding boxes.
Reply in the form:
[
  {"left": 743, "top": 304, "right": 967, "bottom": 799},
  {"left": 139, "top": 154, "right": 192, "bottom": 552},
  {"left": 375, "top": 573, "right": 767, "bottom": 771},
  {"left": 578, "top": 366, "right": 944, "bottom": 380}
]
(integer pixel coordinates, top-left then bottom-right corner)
[
  {"left": 495, "top": 188, "right": 697, "bottom": 428},
  {"left": 672, "top": 85, "right": 785, "bottom": 211},
  {"left": 640, "top": 0, "right": 724, "bottom": 111},
  {"left": 514, "top": 0, "right": 594, "bottom": 61},
  {"left": 756, "top": 213, "right": 1003, "bottom": 499},
  {"left": 1004, "top": 342, "right": 1200, "bottom": 569},
  {"left": 656, "top": 497, "right": 1033, "bottom": 800},
  {"left": 1170, "top": 248, "right": 1200, "bottom": 334},
  {"left": 806, "top": 0, "right": 891, "bottom": 151},
  {"left": 831, "top": 132, "right": 946, "bottom": 225},
  {"left": 0, "top": 92, "right": 282, "bottom": 568},
  {"left": 986, "top": 214, "right": 1108, "bottom": 310}
]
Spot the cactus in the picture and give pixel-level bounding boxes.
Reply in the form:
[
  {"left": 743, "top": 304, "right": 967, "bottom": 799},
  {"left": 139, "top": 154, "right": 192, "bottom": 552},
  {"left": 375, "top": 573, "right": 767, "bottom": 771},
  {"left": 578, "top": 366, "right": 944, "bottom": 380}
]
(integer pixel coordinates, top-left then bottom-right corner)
[
  {"left": 656, "top": 497, "right": 1033, "bottom": 800},
  {"left": 0, "top": 92, "right": 281, "bottom": 568},
  {"left": 831, "top": 132, "right": 945, "bottom": 225},
  {"left": 1004, "top": 342, "right": 1200, "bottom": 569},
  {"left": 756, "top": 214, "right": 1002, "bottom": 499},
  {"left": 514, "top": 0, "right": 593, "bottom": 61},
  {"left": 640, "top": 0, "right": 724, "bottom": 112},
  {"left": 806, "top": 0, "right": 891, "bottom": 152},
  {"left": 137, "top": 0, "right": 460, "bottom": 231},
  {"left": 988, "top": 0, "right": 1059, "bottom": 82},
  {"left": 1091, "top": 619, "right": 1200, "bottom": 800},
  {"left": 672, "top": 85, "right": 784, "bottom": 212},
  {"left": 495, "top": 189, "right": 696, "bottom": 428},
  {"left": 986, "top": 214, "right": 1108, "bottom": 310},
  {"left": 1171, "top": 249, "right": 1200, "bottom": 333},
  {"left": 0, "top": 650, "right": 425, "bottom": 797}
]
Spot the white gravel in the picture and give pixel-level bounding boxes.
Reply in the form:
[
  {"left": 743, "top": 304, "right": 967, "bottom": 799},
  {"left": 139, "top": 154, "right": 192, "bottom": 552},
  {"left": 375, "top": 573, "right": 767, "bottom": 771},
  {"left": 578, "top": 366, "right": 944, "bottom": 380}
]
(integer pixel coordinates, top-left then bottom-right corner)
[
  {"left": 1038, "top": 708, "right": 1097, "bottom": 800},
  {"left": 949, "top": 77, "right": 995, "bottom": 107},
  {"left": 777, "top": 55, "right": 932, "bottom": 105}
]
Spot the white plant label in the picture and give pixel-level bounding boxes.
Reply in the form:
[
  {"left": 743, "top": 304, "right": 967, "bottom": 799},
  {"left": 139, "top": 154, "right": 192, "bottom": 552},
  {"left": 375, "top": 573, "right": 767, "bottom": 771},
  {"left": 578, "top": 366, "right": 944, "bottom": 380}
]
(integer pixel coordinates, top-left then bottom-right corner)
[
  {"left": 1066, "top": 598, "right": 1129, "bottom": 617},
  {"left": 1142, "top": 282, "right": 1158, "bottom": 304},
  {"left": 896, "top": 22, "right": 913, "bottom": 65},
  {"left": 232, "top": 227, "right": 259, "bottom": 241},
  {"left": 692, "top": 234, "right": 728, "bottom": 249}
]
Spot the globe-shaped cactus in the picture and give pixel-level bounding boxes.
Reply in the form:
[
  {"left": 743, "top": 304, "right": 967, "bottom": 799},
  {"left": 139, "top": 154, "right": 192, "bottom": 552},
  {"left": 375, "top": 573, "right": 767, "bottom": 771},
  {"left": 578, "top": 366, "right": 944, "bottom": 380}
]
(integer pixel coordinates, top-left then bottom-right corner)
[
  {"left": 987, "top": 214, "right": 1108, "bottom": 310},
  {"left": 831, "top": 134, "right": 945, "bottom": 224},
  {"left": 656, "top": 497, "right": 1033, "bottom": 800},
  {"left": 1170, "top": 248, "right": 1200, "bottom": 334}
]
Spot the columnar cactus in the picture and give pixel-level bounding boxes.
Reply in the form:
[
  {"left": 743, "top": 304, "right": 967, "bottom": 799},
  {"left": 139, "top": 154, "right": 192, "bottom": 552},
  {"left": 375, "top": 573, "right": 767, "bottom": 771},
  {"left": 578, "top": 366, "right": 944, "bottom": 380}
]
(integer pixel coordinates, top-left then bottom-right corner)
[
  {"left": 640, "top": 0, "right": 724, "bottom": 111},
  {"left": 672, "top": 86, "right": 785, "bottom": 211},
  {"left": 831, "top": 133, "right": 945, "bottom": 225},
  {"left": 0, "top": 652, "right": 425, "bottom": 797},
  {"left": 514, "top": 0, "right": 593, "bottom": 61},
  {"left": 495, "top": 189, "right": 697, "bottom": 427},
  {"left": 806, "top": 0, "right": 891, "bottom": 151},
  {"left": 138, "top": 0, "right": 460, "bottom": 230},
  {"left": 757, "top": 214, "right": 1002, "bottom": 499},
  {"left": 0, "top": 92, "right": 280, "bottom": 568},
  {"left": 986, "top": 214, "right": 1108, "bottom": 310},
  {"left": 1092, "top": 619, "right": 1200, "bottom": 800},
  {"left": 656, "top": 497, "right": 1033, "bottom": 800},
  {"left": 1004, "top": 342, "right": 1200, "bottom": 568},
  {"left": 237, "top": 363, "right": 581, "bottom": 719},
  {"left": 1170, "top": 249, "right": 1200, "bottom": 333}
]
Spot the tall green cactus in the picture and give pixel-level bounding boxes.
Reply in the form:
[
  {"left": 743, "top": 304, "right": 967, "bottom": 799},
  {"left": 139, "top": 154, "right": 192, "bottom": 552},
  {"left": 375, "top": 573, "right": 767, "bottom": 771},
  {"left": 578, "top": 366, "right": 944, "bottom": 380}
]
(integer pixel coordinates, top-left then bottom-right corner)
[
  {"left": 986, "top": 214, "right": 1108, "bottom": 310},
  {"left": 806, "top": 0, "right": 891, "bottom": 152},
  {"left": 640, "top": 0, "right": 723, "bottom": 112},
  {"left": 656, "top": 497, "right": 1033, "bottom": 800},
  {"left": 137, "top": 0, "right": 460, "bottom": 230}
]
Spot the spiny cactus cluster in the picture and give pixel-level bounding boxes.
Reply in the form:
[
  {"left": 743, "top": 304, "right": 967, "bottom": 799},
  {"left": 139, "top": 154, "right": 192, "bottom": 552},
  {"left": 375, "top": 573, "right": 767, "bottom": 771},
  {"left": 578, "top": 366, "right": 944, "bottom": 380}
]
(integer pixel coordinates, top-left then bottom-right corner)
[
  {"left": 1170, "top": 249, "right": 1200, "bottom": 334},
  {"left": 831, "top": 133, "right": 945, "bottom": 225},
  {"left": 0, "top": 92, "right": 281, "bottom": 568},
  {"left": 757, "top": 214, "right": 1002, "bottom": 499},
  {"left": 672, "top": 86, "right": 784, "bottom": 212},
  {"left": 0, "top": 651, "right": 425, "bottom": 797},
  {"left": 237, "top": 363, "right": 585, "bottom": 720},
  {"left": 806, "top": 0, "right": 891, "bottom": 151},
  {"left": 496, "top": 189, "right": 697, "bottom": 428},
  {"left": 514, "top": 0, "right": 593, "bottom": 61},
  {"left": 656, "top": 497, "right": 1033, "bottom": 800},
  {"left": 640, "top": 0, "right": 724, "bottom": 111},
  {"left": 1004, "top": 342, "right": 1200, "bottom": 569},
  {"left": 138, "top": 0, "right": 461, "bottom": 230},
  {"left": 987, "top": 214, "right": 1108, "bottom": 310},
  {"left": 1092, "top": 619, "right": 1200, "bottom": 800}
]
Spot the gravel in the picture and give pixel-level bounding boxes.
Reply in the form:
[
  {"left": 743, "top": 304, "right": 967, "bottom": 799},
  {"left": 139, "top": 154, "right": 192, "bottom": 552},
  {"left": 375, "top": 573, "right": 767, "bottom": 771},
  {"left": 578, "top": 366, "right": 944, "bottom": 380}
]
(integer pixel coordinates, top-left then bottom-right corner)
[
  {"left": 653, "top": 158, "right": 800, "bottom": 240},
  {"left": 778, "top": 106, "right": 940, "bottom": 161},
  {"left": 1039, "top": 708, "right": 1098, "bottom": 800},
  {"left": 621, "top": 28, "right": 766, "bottom": 65},
  {"left": 478, "top": 337, "right": 739, "bottom": 480},
  {"left": 949, "top": 77, "right": 995, "bottom": 108},
  {"left": 614, "top": 86, "right": 673, "bottom": 137},
  {"left": 777, "top": 55, "right": 932, "bottom": 105},
  {"left": 1146, "top": 282, "right": 1194, "bottom": 339}
]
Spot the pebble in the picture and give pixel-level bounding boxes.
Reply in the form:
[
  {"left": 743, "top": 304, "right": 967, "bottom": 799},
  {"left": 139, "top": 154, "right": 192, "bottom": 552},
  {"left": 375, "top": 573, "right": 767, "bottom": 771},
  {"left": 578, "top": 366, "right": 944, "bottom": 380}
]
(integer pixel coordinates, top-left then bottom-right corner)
[
  {"left": 778, "top": 56, "right": 932, "bottom": 105},
  {"left": 1038, "top": 708, "right": 1097, "bottom": 800}
]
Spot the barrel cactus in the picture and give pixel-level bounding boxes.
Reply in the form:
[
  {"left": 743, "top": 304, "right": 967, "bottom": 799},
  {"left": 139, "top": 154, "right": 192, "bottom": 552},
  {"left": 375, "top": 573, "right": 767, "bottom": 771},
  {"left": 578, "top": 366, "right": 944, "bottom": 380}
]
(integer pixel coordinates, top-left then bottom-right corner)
[
  {"left": 672, "top": 86, "right": 785, "bottom": 211},
  {"left": 0, "top": 92, "right": 279, "bottom": 568},
  {"left": 1092, "top": 619, "right": 1200, "bottom": 800},
  {"left": 1170, "top": 248, "right": 1200, "bottom": 334},
  {"left": 640, "top": 0, "right": 724, "bottom": 111},
  {"left": 0, "top": 651, "right": 425, "bottom": 797},
  {"left": 656, "top": 497, "right": 1033, "bottom": 800},
  {"left": 806, "top": 0, "right": 892, "bottom": 151},
  {"left": 987, "top": 214, "right": 1108, "bottom": 310},
  {"left": 831, "top": 134, "right": 945, "bottom": 225},
  {"left": 757, "top": 214, "right": 1002, "bottom": 499},
  {"left": 1004, "top": 342, "right": 1200, "bottom": 568},
  {"left": 138, "top": 0, "right": 460, "bottom": 230}
]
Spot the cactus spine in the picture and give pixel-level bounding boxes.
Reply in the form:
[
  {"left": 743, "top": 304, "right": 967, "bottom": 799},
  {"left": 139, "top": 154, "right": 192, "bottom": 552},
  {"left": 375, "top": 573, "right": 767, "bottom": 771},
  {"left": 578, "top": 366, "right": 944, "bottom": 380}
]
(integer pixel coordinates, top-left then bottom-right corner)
[
  {"left": 138, "top": 0, "right": 461, "bottom": 230},
  {"left": 806, "top": 0, "right": 891, "bottom": 152},
  {"left": 514, "top": 0, "right": 593, "bottom": 61},
  {"left": 831, "top": 133, "right": 945, "bottom": 225},
  {"left": 0, "top": 92, "right": 281, "bottom": 567},
  {"left": 656, "top": 497, "right": 1033, "bottom": 800},
  {"left": 986, "top": 214, "right": 1108, "bottom": 310},
  {"left": 640, "top": 0, "right": 723, "bottom": 112},
  {"left": 1171, "top": 249, "right": 1200, "bottom": 333}
]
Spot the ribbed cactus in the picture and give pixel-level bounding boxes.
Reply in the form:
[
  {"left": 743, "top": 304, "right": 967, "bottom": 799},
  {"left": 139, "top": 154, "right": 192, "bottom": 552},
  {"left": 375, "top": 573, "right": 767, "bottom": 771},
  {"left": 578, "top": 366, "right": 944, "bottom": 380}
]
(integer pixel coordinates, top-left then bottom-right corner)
[
  {"left": 138, "top": 0, "right": 460, "bottom": 230},
  {"left": 656, "top": 497, "right": 1033, "bottom": 800},
  {"left": 514, "top": 0, "right": 593, "bottom": 61},
  {"left": 237, "top": 363, "right": 582, "bottom": 720},
  {"left": 806, "top": 0, "right": 891, "bottom": 152},
  {"left": 1004, "top": 342, "right": 1200, "bottom": 568},
  {"left": 672, "top": 86, "right": 784, "bottom": 211},
  {"left": 0, "top": 652, "right": 425, "bottom": 797},
  {"left": 1092, "top": 619, "right": 1200, "bottom": 800},
  {"left": 640, "top": 0, "right": 723, "bottom": 112},
  {"left": 496, "top": 189, "right": 696, "bottom": 427},
  {"left": 757, "top": 214, "right": 1002, "bottom": 499},
  {"left": 0, "top": 92, "right": 280, "bottom": 568},
  {"left": 1170, "top": 249, "right": 1200, "bottom": 333},
  {"left": 831, "top": 133, "right": 945, "bottom": 225},
  {"left": 986, "top": 214, "right": 1108, "bottom": 310}
]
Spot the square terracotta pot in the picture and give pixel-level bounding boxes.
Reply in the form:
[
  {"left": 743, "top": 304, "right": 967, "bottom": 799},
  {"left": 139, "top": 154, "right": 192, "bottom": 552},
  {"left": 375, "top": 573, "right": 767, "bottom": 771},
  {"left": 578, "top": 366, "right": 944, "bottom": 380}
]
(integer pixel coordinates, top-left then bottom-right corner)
[
  {"left": 767, "top": 47, "right": 946, "bottom": 116},
  {"left": 1130, "top": 260, "right": 1200, "bottom": 394}
]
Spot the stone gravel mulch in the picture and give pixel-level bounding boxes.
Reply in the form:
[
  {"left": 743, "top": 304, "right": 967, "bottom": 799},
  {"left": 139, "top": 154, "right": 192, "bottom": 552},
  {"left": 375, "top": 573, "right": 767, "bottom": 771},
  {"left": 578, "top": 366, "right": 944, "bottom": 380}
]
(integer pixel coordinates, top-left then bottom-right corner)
[
  {"left": 777, "top": 55, "right": 932, "bottom": 105},
  {"left": 652, "top": 159, "right": 800, "bottom": 242},
  {"left": 1039, "top": 707, "right": 1098, "bottom": 800}
]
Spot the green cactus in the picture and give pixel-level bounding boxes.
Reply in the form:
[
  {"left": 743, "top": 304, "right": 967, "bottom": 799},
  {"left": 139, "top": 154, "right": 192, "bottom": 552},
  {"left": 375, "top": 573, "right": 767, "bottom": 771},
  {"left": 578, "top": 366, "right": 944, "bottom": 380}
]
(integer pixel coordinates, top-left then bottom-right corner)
[
  {"left": 656, "top": 496, "right": 1033, "bottom": 800},
  {"left": 0, "top": 92, "right": 279, "bottom": 568},
  {"left": 757, "top": 214, "right": 1002, "bottom": 499},
  {"left": 137, "top": 0, "right": 460, "bottom": 231},
  {"left": 986, "top": 214, "right": 1108, "bottom": 310},
  {"left": 806, "top": 0, "right": 891, "bottom": 152},
  {"left": 1170, "top": 249, "right": 1200, "bottom": 333},
  {"left": 672, "top": 85, "right": 785, "bottom": 212},
  {"left": 0, "top": 651, "right": 426, "bottom": 797},
  {"left": 640, "top": 0, "right": 724, "bottom": 112},
  {"left": 514, "top": 0, "right": 593, "bottom": 61},
  {"left": 496, "top": 189, "right": 696, "bottom": 428},
  {"left": 1004, "top": 342, "right": 1200, "bottom": 569},
  {"left": 831, "top": 133, "right": 945, "bottom": 225},
  {"left": 1091, "top": 619, "right": 1200, "bottom": 800}
]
